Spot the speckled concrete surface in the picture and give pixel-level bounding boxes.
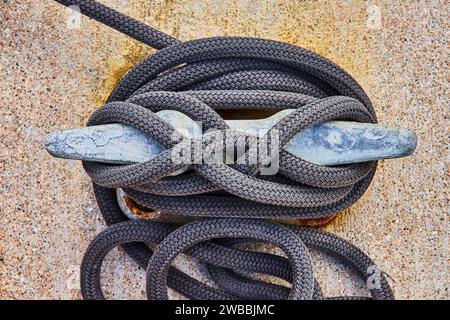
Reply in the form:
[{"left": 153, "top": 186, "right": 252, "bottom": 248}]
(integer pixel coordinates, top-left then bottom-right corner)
[{"left": 0, "top": 0, "right": 448, "bottom": 299}]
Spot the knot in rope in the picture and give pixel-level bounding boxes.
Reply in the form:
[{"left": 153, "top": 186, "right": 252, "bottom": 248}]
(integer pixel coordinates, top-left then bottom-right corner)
[
  {"left": 82, "top": 37, "right": 378, "bottom": 219},
  {"left": 54, "top": 0, "right": 394, "bottom": 300}
]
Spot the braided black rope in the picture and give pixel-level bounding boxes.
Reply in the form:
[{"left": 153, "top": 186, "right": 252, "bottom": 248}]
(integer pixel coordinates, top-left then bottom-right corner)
[{"left": 54, "top": 0, "right": 393, "bottom": 300}]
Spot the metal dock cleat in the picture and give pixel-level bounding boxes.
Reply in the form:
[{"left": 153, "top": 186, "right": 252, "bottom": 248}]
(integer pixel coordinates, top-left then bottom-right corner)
[
  {"left": 46, "top": 109, "right": 417, "bottom": 166},
  {"left": 45, "top": 109, "right": 417, "bottom": 222}
]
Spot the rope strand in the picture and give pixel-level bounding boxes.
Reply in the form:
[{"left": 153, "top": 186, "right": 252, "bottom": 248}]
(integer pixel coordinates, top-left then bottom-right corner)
[{"left": 53, "top": 0, "right": 393, "bottom": 300}]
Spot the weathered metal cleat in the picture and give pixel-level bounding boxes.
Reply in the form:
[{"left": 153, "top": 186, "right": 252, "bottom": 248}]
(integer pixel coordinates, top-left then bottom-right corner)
[
  {"left": 46, "top": 109, "right": 417, "bottom": 224},
  {"left": 46, "top": 109, "right": 417, "bottom": 166}
]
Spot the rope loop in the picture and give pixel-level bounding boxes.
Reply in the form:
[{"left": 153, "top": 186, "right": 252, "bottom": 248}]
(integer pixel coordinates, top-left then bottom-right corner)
[{"left": 53, "top": 0, "right": 394, "bottom": 300}]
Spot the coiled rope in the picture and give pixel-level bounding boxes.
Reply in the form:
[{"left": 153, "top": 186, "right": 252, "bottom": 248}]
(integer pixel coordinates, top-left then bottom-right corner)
[{"left": 54, "top": 0, "right": 393, "bottom": 300}]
